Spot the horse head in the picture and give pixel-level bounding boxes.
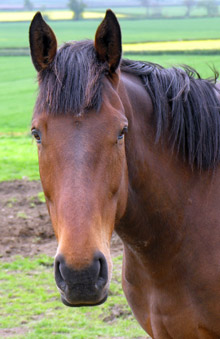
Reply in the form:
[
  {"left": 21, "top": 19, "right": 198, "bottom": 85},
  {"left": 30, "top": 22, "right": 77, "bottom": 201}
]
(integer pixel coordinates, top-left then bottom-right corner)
[{"left": 29, "top": 11, "right": 128, "bottom": 307}]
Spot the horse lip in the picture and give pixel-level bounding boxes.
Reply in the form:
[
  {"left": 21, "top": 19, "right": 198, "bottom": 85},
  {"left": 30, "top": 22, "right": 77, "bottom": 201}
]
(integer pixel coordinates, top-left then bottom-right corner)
[{"left": 60, "top": 291, "right": 108, "bottom": 307}]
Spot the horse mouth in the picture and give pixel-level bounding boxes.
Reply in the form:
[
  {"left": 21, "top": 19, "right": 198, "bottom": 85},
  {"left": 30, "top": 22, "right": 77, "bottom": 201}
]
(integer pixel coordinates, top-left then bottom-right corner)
[
  {"left": 60, "top": 292, "right": 108, "bottom": 307},
  {"left": 55, "top": 251, "right": 110, "bottom": 307}
]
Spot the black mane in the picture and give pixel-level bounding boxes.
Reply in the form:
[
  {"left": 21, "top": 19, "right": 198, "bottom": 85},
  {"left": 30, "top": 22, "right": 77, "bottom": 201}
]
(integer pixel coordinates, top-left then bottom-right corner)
[
  {"left": 121, "top": 59, "right": 220, "bottom": 170},
  {"left": 34, "top": 40, "right": 220, "bottom": 170},
  {"left": 34, "top": 40, "right": 107, "bottom": 116}
]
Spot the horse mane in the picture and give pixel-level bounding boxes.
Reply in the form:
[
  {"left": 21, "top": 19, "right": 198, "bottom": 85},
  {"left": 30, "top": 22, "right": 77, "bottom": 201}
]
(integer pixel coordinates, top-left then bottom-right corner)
[
  {"left": 35, "top": 40, "right": 220, "bottom": 170},
  {"left": 121, "top": 59, "right": 220, "bottom": 170},
  {"left": 34, "top": 40, "right": 107, "bottom": 116}
]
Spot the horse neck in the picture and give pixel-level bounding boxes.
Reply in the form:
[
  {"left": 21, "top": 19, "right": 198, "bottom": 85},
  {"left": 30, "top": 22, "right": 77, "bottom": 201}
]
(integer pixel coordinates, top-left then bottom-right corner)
[{"left": 117, "top": 72, "right": 214, "bottom": 265}]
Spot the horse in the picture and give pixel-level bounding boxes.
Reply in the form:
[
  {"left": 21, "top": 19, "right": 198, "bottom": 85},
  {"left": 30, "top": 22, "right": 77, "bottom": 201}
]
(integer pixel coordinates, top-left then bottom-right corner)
[{"left": 29, "top": 10, "right": 220, "bottom": 338}]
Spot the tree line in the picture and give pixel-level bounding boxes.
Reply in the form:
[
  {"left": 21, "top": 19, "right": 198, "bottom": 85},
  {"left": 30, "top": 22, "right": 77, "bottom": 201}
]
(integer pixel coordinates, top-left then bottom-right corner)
[
  {"left": 141, "top": 0, "right": 219, "bottom": 18},
  {"left": 23, "top": 0, "right": 219, "bottom": 20}
]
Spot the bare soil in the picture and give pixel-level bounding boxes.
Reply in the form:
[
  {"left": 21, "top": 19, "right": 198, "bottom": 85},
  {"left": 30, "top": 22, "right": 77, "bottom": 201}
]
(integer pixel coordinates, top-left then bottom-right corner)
[
  {"left": 0, "top": 179, "right": 123, "bottom": 260},
  {"left": 0, "top": 181, "right": 148, "bottom": 339}
]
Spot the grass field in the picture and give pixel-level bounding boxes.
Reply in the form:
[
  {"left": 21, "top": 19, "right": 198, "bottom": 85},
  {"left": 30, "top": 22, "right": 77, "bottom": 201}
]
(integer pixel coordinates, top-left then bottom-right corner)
[
  {"left": 0, "top": 10, "right": 126, "bottom": 22},
  {"left": 0, "top": 6, "right": 216, "bottom": 21},
  {"left": 0, "top": 56, "right": 36, "bottom": 134},
  {"left": 92, "top": 5, "right": 210, "bottom": 17},
  {"left": 2, "top": 17, "right": 220, "bottom": 49},
  {"left": 124, "top": 39, "right": 220, "bottom": 53},
  {"left": 0, "top": 255, "right": 146, "bottom": 338},
  {"left": 0, "top": 136, "right": 38, "bottom": 181}
]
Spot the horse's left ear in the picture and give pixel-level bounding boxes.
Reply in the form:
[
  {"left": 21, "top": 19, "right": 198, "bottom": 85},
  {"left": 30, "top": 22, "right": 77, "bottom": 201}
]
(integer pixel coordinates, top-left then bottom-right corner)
[
  {"left": 95, "top": 10, "right": 122, "bottom": 73},
  {"left": 29, "top": 12, "right": 57, "bottom": 72}
]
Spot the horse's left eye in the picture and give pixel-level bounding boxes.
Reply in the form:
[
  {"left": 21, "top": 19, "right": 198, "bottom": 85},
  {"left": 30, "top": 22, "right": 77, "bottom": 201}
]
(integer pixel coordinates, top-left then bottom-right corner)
[
  {"left": 118, "top": 126, "right": 128, "bottom": 140},
  {"left": 31, "top": 128, "right": 41, "bottom": 144}
]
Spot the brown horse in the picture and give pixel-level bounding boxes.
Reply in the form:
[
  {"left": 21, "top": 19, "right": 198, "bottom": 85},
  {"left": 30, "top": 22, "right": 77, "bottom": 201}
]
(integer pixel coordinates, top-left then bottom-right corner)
[{"left": 29, "top": 10, "right": 220, "bottom": 338}]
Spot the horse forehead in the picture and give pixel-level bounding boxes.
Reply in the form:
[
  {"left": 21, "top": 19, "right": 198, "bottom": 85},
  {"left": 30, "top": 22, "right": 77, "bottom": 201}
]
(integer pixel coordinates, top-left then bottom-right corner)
[
  {"left": 32, "top": 113, "right": 73, "bottom": 129},
  {"left": 33, "top": 111, "right": 121, "bottom": 138},
  {"left": 32, "top": 78, "right": 126, "bottom": 131}
]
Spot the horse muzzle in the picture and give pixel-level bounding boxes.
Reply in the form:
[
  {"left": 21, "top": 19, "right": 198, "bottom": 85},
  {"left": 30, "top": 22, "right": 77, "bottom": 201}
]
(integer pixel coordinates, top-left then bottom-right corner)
[{"left": 54, "top": 252, "right": 109, "bottom": 306}]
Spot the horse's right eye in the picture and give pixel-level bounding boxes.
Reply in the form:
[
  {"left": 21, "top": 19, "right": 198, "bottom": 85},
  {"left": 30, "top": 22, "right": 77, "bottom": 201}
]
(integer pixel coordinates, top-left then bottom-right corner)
[{"left": 31, "top": 129, "right": 41, "bottom": 144}]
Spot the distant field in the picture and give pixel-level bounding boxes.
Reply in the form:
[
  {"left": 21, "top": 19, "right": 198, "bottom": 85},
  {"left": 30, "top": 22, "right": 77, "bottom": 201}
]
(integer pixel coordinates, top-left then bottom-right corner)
[
  {"left": 125, "top": 54, "right": 220, "bottom": 78},
  {"left": 0, "top": 6, "right": 215, "bottom": 21},
  {"left": 0, "top": 10, "right": 126, "bottom": 22},
  {"left": 124, "top": 39, "right": 220, "bottom": 53},
  {"left": 2, "top": 17, "right": 220, "bottom": 49},
  {"left": 91, "top": 5, "right": 210, "bottom": 17}
]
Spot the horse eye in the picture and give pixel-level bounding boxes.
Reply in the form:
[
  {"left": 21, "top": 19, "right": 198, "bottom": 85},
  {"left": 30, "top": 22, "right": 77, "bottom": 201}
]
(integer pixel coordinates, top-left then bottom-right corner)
[
  {"left": 118, "top": 126, "right": 128, "bottom": 140},
  {"left": 31, "top": 129, "right": 41, "bottom": 144}
]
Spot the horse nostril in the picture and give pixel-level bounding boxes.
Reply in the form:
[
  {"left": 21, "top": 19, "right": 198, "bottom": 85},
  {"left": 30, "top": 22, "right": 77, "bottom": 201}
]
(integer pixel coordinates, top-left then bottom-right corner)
[
  {"left": 54, "top": 256, "right": 66, "bottom": 292},
  {"left": 54, "top": 252, "right": 108, "bottom": 305},
  {"left": 96, "top": 254, "right": 108, "bottom": 289}
]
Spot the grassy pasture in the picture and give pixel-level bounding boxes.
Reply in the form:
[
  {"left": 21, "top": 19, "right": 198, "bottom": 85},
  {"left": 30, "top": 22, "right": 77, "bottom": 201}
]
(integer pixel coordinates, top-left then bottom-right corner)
[
  {"left": 0, "top": 6, "right": 216, "bottom": 21},
  {"left": 0, "top": 10, "right": 126, "bottom": 22},
  {"left": 124, "top": 39, "right": 220, "bottom": 53},
  {"left": 0, "top": 56, "right": 36, "bottom": 134},
  {"left": 126, "top": 54, "right": 220, "bottom": 78},
  {"left": 2, "top": 17, "right": 220, "bottom": 49},
  {"left": 0, "top": 56, "right": 38, "bottom": 180},
  {"left": 0, "top": 255, "right": 147, "bottom": 338},
  {"left": 92, "top": 5, "right": 211, "bottom": 17},
  {"left": 0, "top": 136, "right": 38, "bottom": 181}
]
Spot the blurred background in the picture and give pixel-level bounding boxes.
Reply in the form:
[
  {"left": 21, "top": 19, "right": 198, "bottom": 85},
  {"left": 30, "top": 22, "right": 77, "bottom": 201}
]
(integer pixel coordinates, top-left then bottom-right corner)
[{"left": 1, "top": 1, "right": 220, "bottom": 338}]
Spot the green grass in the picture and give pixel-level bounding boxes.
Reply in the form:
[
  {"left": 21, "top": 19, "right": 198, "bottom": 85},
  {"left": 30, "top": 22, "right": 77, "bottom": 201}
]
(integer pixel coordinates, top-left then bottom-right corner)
[
  {"left": 126, "top": 54, "right": 220, "bottom": 79},
  {"left": 2, "top": 16, "right": 220, "bottom": 49},
  {"left": 0, "top": 255, "right": 146, "bottom": 338},
  {"left": 0, "top": 136, "right": 39, "bottom": 181},
  {"left": 120, "top": 17, "right": 220, "bottom": 43},
  {"left": 0, "top": 56, "right": 39, "bottom": 181},
  {"left": 90, "top": 5, "right": 210, "bottom": 17},
  {"left": 0, "top": 56, "right": 36, "bottom": 134}
]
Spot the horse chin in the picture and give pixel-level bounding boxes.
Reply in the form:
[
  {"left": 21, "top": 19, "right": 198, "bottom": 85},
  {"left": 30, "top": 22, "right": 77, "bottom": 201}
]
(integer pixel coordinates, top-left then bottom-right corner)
[{"left": 60, "top": 292, "right": 108, "bottom": 307}]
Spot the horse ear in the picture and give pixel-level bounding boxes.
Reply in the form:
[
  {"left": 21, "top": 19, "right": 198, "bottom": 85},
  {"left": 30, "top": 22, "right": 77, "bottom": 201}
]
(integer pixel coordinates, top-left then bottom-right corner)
[
  {"left": 29, "top": 12, "right": 57, "bottom": 72},
  {"left": 95, "top": 10, "right": 122, "bottom": 73}
]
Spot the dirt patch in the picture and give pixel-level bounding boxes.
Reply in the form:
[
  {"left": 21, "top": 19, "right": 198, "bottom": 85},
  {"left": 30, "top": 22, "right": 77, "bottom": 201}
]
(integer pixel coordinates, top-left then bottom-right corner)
[
  {"left": 0, "top": 327, "right": 27, "bottom": 338},
  {"left": 0, "top": 179, "right": 123, "bottom": 259}
]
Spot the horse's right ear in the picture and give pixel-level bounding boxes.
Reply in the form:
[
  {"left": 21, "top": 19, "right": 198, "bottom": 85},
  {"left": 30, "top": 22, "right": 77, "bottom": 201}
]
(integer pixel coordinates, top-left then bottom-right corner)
[{"left": 29, "top": 12, "right": 57, "bottom": 72}]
